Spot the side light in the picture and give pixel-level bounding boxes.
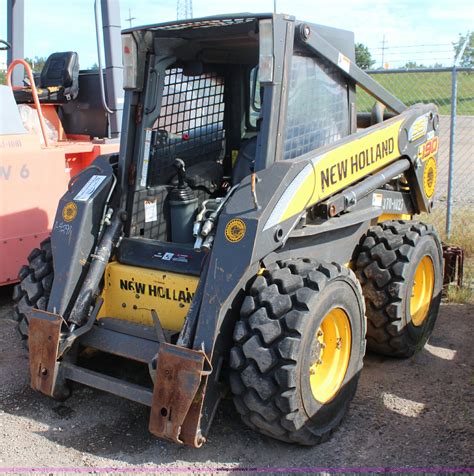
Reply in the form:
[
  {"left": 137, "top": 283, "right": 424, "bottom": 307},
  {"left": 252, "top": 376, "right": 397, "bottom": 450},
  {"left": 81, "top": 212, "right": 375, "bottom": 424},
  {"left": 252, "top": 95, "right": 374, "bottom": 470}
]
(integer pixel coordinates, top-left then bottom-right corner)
[
  {"left": 258, "top": 19, "right": 274, "bottom": 84},
  {"left": 122, "top": 33, "right": 138, "bottom": 90}
]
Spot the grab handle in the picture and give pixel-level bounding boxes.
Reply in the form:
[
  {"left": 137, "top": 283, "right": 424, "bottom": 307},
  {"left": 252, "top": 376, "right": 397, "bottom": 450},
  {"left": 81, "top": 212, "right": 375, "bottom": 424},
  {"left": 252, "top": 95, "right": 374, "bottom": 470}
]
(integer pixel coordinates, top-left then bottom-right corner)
[{"left": 7, "top": 59, "right": 50, "bottom": 147}]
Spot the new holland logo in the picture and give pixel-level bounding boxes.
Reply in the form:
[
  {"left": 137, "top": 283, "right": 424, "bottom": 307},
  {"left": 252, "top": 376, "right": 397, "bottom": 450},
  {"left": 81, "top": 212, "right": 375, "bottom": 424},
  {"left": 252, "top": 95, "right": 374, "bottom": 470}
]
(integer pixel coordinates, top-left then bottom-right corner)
[
  {"left": 119, "top": 279, "right": 194, "bottom": 303},
  {"left": 320, "top": 138, "right": 395, "bottom": 192},
  {"left": 423, "top": 157, "right": 437, "bottom": 199},
  {"left": 62, "top": 201, "right": 77, "bottom": 222},
  {"left": 225, "top": 218, "right": 246, "bottom": 243}
]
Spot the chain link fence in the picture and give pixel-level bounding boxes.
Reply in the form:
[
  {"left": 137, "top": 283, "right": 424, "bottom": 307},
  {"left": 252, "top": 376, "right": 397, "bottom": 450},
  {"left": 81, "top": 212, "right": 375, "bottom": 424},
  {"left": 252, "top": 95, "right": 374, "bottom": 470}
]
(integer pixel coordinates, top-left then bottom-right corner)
[{"left": 358, "top": 67, "right": 474, "bottom": 279}]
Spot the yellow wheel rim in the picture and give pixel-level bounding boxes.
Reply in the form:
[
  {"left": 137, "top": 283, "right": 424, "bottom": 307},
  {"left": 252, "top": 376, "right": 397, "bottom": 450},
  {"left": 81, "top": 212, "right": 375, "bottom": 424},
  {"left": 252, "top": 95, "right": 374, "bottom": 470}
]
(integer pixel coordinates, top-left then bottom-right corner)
[
  {"left": 309, "top": 308, "right": 351, "bottom": 403},
  {"left": 410, "top": 255, "right": 435, "bottom": 326}
]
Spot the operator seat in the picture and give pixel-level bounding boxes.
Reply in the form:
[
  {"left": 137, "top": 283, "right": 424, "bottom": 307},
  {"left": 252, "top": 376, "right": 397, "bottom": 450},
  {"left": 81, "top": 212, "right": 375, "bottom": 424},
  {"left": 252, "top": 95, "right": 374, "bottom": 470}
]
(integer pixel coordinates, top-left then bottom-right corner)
[{"left": 14, "top": 52, "right": 80, "bottom": 104}]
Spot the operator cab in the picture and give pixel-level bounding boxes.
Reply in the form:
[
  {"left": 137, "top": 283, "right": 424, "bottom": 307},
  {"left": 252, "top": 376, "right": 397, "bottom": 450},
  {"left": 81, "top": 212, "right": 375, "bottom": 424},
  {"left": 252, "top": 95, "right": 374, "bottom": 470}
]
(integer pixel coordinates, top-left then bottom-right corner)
[{"left": 121, "top": 14, "right": 355, "bottom": 245}]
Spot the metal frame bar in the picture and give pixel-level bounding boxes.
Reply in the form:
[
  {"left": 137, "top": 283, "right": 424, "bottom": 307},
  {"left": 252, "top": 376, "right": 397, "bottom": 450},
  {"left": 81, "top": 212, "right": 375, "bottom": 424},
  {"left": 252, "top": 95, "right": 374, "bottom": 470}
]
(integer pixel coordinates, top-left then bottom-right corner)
[
  {"left": 446, "top": 67, "right": 458, "bottom": 238},
  {"left": 255, "top": 15, "right": 294, "bottom": 170},
  {"left": 100, "top": 0, "right": 124, "bottom": 138},
  {"left": 78, "top": 326, "right": 160, "bottom": 363},
  {"left": 369, "top": 67, "right": 474, "bottom": 74},
  {"left": 62, "top": 362, "right": 153, "bottom": 406},
  {"left": 6, "top": 0, "right": 24, "bottom": 87}
]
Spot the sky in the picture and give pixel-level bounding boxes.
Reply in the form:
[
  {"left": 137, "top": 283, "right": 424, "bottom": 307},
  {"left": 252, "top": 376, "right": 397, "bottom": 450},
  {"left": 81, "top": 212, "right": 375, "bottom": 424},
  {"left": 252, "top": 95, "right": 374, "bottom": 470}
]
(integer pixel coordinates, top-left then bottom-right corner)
[{"left": 0, "top": 0, "right": 472, "bottom": 70}]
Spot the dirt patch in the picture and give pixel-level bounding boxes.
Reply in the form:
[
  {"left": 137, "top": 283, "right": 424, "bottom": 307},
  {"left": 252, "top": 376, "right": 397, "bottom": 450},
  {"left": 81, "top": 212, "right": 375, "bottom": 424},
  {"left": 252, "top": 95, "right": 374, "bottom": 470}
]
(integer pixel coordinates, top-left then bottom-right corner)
[{"left": 0, "top": 285, "right": 472, "bottom": 471}]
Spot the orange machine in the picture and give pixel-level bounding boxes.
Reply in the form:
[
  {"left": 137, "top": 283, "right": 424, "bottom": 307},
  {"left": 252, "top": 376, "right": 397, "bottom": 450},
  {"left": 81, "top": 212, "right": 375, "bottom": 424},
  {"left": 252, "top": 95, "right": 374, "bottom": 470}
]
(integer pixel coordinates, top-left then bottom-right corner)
[{"left": 0, "top": 59, "right": 119, "bottom": 285}]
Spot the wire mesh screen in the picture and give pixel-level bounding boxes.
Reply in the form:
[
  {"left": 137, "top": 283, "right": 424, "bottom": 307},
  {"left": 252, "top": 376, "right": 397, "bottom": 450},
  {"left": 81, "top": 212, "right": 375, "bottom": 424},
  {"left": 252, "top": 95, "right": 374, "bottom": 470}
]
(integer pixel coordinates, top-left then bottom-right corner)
[
  {"left": 358, "top": 68, "right": 474, "bottom": 279},
  {"left": 149, "top": 68, "right": 225, "bottom": 185},
  {"left": 283, "top": 55, "right": 350, "bottom": 160}
]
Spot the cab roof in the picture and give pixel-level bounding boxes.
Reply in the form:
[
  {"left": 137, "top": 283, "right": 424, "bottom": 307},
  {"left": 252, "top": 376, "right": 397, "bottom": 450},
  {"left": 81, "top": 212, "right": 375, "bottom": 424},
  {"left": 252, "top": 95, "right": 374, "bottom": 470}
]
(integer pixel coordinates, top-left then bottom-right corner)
[{"left": 122, "top": 13, "right": 277, "bottom": 34}]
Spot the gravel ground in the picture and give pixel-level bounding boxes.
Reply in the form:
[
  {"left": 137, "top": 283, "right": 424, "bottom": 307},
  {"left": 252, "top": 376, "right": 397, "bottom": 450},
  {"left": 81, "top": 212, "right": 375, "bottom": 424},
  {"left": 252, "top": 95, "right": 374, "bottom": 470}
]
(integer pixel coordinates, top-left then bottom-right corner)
[{"left": 0, "top": 285, "right": 472, "bottom": 473}]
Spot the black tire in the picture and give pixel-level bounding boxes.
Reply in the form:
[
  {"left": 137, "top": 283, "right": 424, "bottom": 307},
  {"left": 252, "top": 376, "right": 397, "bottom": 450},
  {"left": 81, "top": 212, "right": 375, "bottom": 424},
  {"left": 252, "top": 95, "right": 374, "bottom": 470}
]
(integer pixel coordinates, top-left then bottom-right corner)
[
  {"left": 229, "top": 259, "right": 366, "bottom": 445},
  {"left": 12, "top": 238, "right": 53, "bottom": 342},
  {"left": 355, "top": 220, "right": 443, "bottom": 357}
]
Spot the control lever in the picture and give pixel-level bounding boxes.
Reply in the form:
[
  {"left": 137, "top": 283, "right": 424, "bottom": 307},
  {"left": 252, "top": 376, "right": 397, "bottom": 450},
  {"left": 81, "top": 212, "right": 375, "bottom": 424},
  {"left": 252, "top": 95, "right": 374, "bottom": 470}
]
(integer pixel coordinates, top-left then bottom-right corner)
[
  {"left": 169, "top": 159, "right": 197, "bottom": 244},
  {"left": 174, "top": 158, "right": 188, "bottom": 188}
]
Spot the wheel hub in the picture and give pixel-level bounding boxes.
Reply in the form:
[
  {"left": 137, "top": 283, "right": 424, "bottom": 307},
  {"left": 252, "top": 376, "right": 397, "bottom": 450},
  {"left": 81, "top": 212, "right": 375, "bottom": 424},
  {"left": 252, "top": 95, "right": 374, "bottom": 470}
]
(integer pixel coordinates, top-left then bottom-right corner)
[
  {"left": 410, "top": 255, "right": 435, "bottom": 326},
  {"left": 309, "top": 308, "right": 351, "bottom": 403}
]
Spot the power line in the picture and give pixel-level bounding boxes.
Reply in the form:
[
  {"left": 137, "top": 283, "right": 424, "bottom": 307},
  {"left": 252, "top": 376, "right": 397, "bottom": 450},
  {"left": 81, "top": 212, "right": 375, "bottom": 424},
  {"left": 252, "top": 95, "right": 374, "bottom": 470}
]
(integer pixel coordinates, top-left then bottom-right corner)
[
  {"left": 381, "top": 56, "right": 456, "bottom": 60},
  {"left": 371, "top": 43, "right": 452, "bottom": 50},
  {"left": 372, "top": 50, "right": 454, "bottom": 56},
  {"left": 381, "top": 34, "right": 387, "bottom": 67},
  {"left": 378, "top": 58, "right": 455, "bottom": 64},
  {"left": 125, "top": 8, "right": 136, "bottom": 28}
]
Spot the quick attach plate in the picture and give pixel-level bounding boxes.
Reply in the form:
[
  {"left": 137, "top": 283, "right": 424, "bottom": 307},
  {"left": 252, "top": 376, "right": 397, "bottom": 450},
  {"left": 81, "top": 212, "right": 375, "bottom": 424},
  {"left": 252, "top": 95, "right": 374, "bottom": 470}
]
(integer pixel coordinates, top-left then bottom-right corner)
[
  {"left": 149, "top": 343, "right": 210, "bottom": 447},
  {"left": 28, "top": 309, "right": 64, "bottom": 396}
]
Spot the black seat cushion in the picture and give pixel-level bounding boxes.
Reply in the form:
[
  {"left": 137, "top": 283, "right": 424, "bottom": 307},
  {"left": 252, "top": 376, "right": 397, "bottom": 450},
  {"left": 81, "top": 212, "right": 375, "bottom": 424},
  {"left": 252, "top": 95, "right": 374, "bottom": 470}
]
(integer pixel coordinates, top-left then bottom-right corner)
[
  {"left": 13, "top": 85, "right": 70, "bottom": 103},
  {"left": 13, "top": 52, "right": 79, "bottom": 104}
]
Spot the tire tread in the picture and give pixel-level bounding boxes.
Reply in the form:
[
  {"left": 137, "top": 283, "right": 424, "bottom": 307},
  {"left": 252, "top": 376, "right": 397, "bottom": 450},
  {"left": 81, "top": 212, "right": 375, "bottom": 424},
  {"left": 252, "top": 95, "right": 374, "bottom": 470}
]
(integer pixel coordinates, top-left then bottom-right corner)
[
  {"left": 12, "top": 238, "right": 53, "bottom": 341},
  {"left": 356, "top": 220, "right": 442, "bottom": 357},
  {"left": 230, "top": 259, "right": 365, "bottom": 445}
]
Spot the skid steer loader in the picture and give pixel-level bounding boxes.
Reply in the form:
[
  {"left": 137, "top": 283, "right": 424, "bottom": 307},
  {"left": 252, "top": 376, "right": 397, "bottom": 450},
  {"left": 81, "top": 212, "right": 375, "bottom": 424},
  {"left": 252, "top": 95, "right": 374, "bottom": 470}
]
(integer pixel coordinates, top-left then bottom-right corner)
[{"left": 13, "top": 14, "right": 443, "bottom": 447}]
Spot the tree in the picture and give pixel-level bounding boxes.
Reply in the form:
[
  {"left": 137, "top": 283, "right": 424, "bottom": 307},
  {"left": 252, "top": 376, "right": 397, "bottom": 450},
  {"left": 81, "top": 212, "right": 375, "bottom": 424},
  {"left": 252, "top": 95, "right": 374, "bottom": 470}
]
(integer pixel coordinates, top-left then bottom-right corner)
[
  {"left": 402, "top": 61, "right": 427, "bottom": 69},
  {"left": 24, "top": 56, "right": 47, "bottom": 73},
  {"left": 400, "top": 61, "right": 444, "bottom": 69},
  {"left": 453, "top": 32, "right": 473, "bottom": 67},
  {"left": 355, "top": 43, "right": 375, "bottom": 70}
]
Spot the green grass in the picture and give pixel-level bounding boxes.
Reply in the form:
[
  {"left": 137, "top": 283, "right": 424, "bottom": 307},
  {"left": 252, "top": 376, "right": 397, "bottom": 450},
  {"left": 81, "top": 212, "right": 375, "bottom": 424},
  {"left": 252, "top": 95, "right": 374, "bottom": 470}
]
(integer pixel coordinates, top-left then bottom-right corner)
[
  {"left": 421, "top": 206, "right": 474, "bottom": 256},
  {"left": 358, "top": 71, "right": 474, "bottom": 115},
  {"left": 419, "top": 206, "right": 474, "bottom": 303},
  {"left": 446, "top": 282, "right": 474, "bottom": 304}
]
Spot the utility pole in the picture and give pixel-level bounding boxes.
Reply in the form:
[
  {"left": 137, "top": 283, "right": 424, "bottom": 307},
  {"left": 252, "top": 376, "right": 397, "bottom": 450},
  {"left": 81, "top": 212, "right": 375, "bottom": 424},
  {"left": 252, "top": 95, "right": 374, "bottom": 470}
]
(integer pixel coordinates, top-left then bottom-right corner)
[
  {"left": 177, "top": 0, "right": 193, "bottom": 20},
  {"left": 381, "top": 34, "right": 387, "bottom": 69},
  {"left": 125, "top": 8, "right": 135, "bottom": 28},
  {"left": 7, "top": 0, "right": 25, "bottom": 86},
  {"left": 274, "top": 0, "right": 277, "bottom": 13}
]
